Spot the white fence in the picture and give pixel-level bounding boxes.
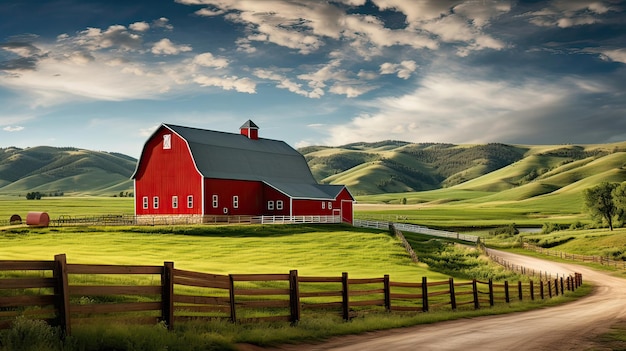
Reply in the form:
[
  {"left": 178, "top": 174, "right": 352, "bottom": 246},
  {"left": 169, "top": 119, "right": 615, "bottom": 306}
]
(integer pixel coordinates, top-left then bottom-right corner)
[{"left": 353, "top": 219, "right": 479, "bottom": 243}]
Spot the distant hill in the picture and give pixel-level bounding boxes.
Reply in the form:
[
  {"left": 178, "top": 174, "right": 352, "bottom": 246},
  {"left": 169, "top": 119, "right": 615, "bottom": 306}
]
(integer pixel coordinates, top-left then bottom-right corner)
[
  {"left": 0, "top": 146, "right": 136, "bottom": 196},
  {"left": 2, "top": 141, "right": 626, "bottom": 199},
  {"left": 299, "top": 141, "right": 626, "bottom": 196}
]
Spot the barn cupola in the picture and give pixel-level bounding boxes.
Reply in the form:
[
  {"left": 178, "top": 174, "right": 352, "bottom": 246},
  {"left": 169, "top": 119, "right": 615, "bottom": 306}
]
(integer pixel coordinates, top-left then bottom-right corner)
[{"left": 240, "top": 120, "right": 259, "bottom": 140}]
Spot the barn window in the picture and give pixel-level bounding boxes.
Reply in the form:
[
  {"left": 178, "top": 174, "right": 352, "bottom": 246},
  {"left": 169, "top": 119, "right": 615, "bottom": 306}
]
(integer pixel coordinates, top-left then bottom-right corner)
[
  {"left": 187, "top": 195, "right": 193, "bottom": 208},
  {"left": 276, "top": 200, "right": 283, "bottom": 210},
  {"left": 172, "top": 196, "right": 178, "bottom": 209},
  {"left": 267, "top": 201, "right": 274, "bottom": 210},
  {"left": 142, "top": 196, "right": 149, "bottom": 209},
  {"left": 212, "top": 195, "right": 218, "bottom": 208},
  {"left": 153, "top": 196, "right": 159, "bottom": 209},
  {"left": 321, "top": 202, "right": 325, "bottom": 209},
  {"left": 233, "top": 196, "right": 239, "bottom": 209},
  {"left": 163, "top": 134, "right": 171, "bottom": 149},
  {"left": 328, "top": 202, "right": 332, "bottom": 210}
]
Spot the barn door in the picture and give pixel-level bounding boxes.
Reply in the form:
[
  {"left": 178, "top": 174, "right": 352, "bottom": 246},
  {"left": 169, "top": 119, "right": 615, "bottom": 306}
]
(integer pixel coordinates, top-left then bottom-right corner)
[{"left": 340, "top": 200, "right": 353, "bottom": 224}]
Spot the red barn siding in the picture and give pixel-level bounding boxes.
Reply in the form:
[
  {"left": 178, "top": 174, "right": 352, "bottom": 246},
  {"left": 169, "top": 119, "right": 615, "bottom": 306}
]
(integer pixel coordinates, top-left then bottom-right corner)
[
  {"left": 204, "top": 179, "right": 264, "bottom": 215},
  {"left": 262, "top": 185, "right": 291, "bottom": 216},
  {"left": 134, "top": 129, "right": 203, "bottom": 215}
]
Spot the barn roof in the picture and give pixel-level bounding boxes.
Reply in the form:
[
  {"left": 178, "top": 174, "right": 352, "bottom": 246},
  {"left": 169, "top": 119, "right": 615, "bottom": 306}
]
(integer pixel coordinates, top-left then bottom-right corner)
[{"left": 135, "top": 123, "right": 349, "bottom": 200}]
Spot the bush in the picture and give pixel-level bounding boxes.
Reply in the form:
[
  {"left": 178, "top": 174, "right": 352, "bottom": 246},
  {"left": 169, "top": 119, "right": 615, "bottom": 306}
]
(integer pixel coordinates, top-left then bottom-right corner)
[
  {"left": 489, "top": 224, "right": 519, "bottom": 237},
  {"left": 0, "top": 316, "right": 60, "bottom": 351},
  {"left": 541, "top": 222, "right": 568, "bottom": 234}
]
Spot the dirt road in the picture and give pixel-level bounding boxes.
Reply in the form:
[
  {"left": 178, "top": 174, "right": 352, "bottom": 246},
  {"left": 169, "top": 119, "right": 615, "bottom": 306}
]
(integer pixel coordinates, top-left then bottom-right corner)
[{"left": 262, "top": 250, "right": 626, "bottom": 351}]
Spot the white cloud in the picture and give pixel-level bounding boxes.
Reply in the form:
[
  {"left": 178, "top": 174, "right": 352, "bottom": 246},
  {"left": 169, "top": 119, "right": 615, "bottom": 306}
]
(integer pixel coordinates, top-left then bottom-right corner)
[
  {"left": 2, "top": 126, "right": 25, "bottom": 132},
  {"left": 130, "top": 21, "right": 150, "bottom": 32},
  {"left": 153, "top": 17, "right": 173, "bottom": 30},
  {"left": 151, "top": 38, "right": 192, "bottom": 55},
  {"left": 324, "top": 73, "right": 570, "bottom": 145},
  {"left": 139, "top": 124, "right": 160, "bottom": 137},
  {"left": 380, "top": 60, "right": 417, "bottom": 79},
  {"left": 526, "top": 0, "right": 616, "bottom": 28},
  {"left": 599, "top": 48, "right": 626, "bottom": 64},
  {"left": 193, "top": 52, "right": 229, "bottom": 68},
  {"left": 195, "top": 8, "right": 225, "bottom": 16},
  {"left": 193, "top": 75, "right": 256, "bottom": 93},
  {"left": 70, "top": 25, "right": 143, "bottom": 51}
]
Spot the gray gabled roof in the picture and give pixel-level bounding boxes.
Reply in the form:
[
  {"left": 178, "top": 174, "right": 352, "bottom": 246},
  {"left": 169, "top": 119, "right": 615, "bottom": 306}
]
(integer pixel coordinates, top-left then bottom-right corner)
[{"left": 134, "top": 123, "right": 350, "bottom": 200}]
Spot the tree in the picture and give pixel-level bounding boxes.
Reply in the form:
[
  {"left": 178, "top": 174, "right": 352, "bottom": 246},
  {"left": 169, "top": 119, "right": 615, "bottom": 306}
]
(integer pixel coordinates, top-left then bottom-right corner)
[
  {"left": 583, "top": 182, "right": 619, "bottom": 230},
  {"left": 612, "top": 182, "right": 626, "bottom": 224}
]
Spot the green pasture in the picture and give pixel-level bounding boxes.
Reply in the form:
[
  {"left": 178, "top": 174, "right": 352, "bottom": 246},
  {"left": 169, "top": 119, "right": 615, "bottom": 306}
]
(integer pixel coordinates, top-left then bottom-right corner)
[
  {"left": 0, "top": 224, "right": 590, "bottom": 350},
  {"left": 0, "top": 224, "right": 444, "bottom": 280},
  {"left": 0, "top": 196, "right": 134, "bottom": 221}
]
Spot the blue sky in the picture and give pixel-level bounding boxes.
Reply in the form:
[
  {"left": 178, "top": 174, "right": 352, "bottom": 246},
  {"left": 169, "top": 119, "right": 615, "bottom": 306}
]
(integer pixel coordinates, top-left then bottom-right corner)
[{"left": 1, "top": 0, "right": 625, "bottom": 158}]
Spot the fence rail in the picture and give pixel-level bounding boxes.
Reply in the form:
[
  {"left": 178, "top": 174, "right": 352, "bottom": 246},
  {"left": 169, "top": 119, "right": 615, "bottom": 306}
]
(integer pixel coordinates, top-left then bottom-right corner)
[
  {"left": 522, "top": 242, "right": 626, "bottom": 269},
  {"left": 0, "top": 254, "right": 581, "bottom": 336},
  {"left": 353, "top": 219, "right": 479, "bottom": 243}
]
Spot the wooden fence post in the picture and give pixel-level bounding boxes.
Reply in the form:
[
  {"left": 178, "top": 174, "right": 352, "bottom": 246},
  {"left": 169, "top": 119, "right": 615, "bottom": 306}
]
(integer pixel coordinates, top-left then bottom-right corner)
[
  {"left": 540, "top": 281, "right": 544, "bottom": 300},
  {"left": 54, "top": 254, "right": 71, "bottom": 336},
  {"left": 488, "top": 279, "right": 494, "bottom": 307},
  {"left": 162, "top": 261, "right": 174, "bottom": 330},
  {"left": 548, "top": 280, "right": 553, "bottom": 298},
  {"left": 530, "top": 281, "right": 534, "bottom": 301},
  {"left": 472, "top": 279, "right": 479, "bottom": 309},
  {"left": 449, "top": 277, "right": 456, "bottom": 310},
  {"left": 342, "top": 272, "right": 350, "bottom": 320},
  {"left": 422, "top": 276, "right": 429, "bottom": 312},
  {"left": 229, "top": 274, "right": 237, "bottom": 323},
  {"left": 554, "top": 279, "right": 559, "bottom": 296},
  {"left": 560, "top": 277, "right": 564, "bottom": 295},
  {"left": 518, "top": 281, "right": 523, "bottom": 301},
  {"left": 289, "top": 270, "right": 300, "bottom": 324},
  {"left": 504, "top": 281, "right": 510, "bottom": 303},
  {"left": 383, "top": 275, "right": 390, "bottom": 312}
]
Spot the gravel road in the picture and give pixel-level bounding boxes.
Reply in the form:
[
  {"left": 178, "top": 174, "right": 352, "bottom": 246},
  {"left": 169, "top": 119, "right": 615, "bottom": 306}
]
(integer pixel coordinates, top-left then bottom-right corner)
[{"left": 256, "top": 249, "right": 626, "bottom": 351}]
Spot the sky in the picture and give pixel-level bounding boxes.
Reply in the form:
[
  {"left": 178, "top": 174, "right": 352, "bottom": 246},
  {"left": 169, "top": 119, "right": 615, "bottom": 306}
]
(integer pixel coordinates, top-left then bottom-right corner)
[{"left": 1, "top": 0, "right": 626, "bottom": 158}]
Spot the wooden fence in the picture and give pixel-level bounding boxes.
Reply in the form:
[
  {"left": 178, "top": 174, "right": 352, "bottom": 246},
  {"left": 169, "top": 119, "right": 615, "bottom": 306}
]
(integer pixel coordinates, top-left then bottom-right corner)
[
  {"left": 0, "top": 254, "right": 582, "bottom": 336},
  {"left": 522, "top": 242, "right": 626, "bottom": 269}
]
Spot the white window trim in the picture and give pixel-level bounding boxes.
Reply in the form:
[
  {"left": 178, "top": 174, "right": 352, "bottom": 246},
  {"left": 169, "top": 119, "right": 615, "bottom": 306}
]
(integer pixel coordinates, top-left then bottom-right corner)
[
  {"left": 268, "top": 200, "right": 274, "bottom": 211},
  {"left": 153, "top": 196, "right": 159, "bottom": 209},
  {"left": 321, "top": 202, "right": 325, "bottom": 209},
  {"left": 142, "top": 196, "right": 149, "bottom": 209},
  {"left": 212, "top": 195, "right": 218, "bottom": 208},
  {"left": 163, "top": 134, "right": 171, "bottom": 149},
  {"left": 187, "top": 195, "right": 193, "bottom": 209},
  {"left": 233, "top": 195, "right": 239, "bottom": 209},
  {"left": 328, "top": 202, "right": 332, "bottom": 210},
  {"left": 276, "top": 200, "right": 283, "bottom": 210},
  {"left": 172, "top": 196, "right": 178, "bottom": 209}
]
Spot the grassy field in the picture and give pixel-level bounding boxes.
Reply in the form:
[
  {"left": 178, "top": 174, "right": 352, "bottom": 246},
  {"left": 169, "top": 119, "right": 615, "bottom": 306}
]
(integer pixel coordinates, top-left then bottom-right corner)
[
  {"left": 0, "top": 223, "right": 588, "bottom": 350},
  {"left": 0, "top": 224, "right": 446, "bottom": 279},
  {"left": 0, "top": 196, "right": 134, "bottom": 221}
]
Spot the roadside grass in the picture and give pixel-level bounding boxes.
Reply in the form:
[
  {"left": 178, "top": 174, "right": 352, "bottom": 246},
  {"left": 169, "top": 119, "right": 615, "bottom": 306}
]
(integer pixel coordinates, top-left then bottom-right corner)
[{"left": 0, "top": 285, "right": 590, "bottom": 351}]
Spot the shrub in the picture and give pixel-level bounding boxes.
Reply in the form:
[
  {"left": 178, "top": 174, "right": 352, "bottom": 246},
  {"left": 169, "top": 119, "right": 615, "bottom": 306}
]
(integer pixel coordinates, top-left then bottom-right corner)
[
  {"left": 489, "top": 224, "right": 519, "bottom": 237},
  {"left": 0, "top": 316, "right": 60, "bottom": 351}
]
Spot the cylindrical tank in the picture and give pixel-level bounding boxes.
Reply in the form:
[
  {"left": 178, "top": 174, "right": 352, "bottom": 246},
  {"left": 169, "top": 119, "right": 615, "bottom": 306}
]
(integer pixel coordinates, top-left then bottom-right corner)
[{"left": 26, "top": 212, "right": 50, "bottom": 227}]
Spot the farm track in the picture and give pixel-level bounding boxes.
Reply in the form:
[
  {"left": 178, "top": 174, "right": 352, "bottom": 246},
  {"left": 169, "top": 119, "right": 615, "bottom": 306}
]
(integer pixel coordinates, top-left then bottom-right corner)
[{"left": 244, "top": 250, "right": 626, "bottom": 351}]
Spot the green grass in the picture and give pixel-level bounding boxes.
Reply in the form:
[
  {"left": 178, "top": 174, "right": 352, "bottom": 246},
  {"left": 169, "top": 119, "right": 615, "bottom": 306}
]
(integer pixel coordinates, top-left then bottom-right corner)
[
  {"left": 0, "top": 224, "right": 590, "bottom": 350},
  {"left": 0, "top": 196, "right": 134, "bottom": 221}
]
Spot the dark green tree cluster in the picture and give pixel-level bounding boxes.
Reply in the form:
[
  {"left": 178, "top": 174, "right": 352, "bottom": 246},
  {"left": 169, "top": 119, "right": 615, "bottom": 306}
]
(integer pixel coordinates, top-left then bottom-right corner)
[
  {"left": 25, "top": 192, "right": 43, "bottom": 200},
  {"left": 583, "top": 182, "right": 626, "bottom": 231}
]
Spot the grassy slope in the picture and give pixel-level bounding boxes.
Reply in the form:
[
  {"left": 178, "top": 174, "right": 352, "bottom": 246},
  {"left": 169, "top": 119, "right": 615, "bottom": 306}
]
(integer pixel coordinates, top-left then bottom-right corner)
[{"left": 0, "top": 146, "right": 135, "bottom": 196}]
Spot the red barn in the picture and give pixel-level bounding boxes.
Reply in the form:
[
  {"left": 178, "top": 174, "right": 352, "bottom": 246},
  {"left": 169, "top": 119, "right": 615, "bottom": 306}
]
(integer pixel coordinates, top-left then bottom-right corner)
[{"left": 131, "top": 121, "right": 355, "bottom": 224}]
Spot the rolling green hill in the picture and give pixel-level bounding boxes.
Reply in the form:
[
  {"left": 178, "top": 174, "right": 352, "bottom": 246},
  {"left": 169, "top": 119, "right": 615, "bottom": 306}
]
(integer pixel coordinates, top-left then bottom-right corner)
[
  {"left": 300, "top": 141, "right": 626, "bottom": 202},
  {"left": 0, "top": 146, "right": 136, "bottom": 196},
  {"left": 3, "top": 140, "right": 626, "bottom": 201}
]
